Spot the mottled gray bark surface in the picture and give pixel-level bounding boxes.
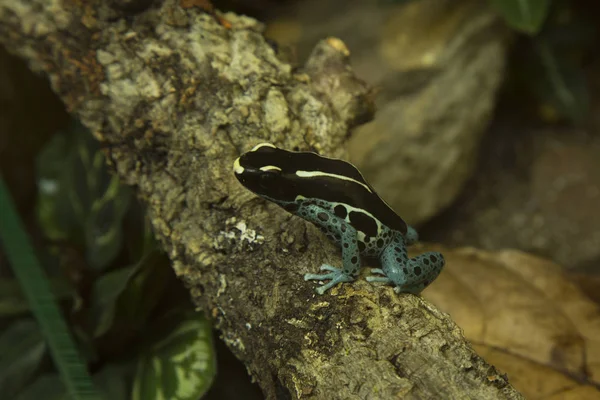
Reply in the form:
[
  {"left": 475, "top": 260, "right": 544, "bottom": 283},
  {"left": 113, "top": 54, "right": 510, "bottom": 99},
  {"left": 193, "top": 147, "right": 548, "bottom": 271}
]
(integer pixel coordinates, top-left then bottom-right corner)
[{"left": 0, "top": 1, "right": 524, "bottom": 399}]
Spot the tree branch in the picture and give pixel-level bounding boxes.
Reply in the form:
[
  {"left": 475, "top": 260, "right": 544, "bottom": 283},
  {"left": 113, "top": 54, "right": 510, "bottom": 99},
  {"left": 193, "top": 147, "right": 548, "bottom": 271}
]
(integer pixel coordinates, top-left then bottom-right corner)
[{"left": 0, "top": 0, "right": 524, "bottom": 398}]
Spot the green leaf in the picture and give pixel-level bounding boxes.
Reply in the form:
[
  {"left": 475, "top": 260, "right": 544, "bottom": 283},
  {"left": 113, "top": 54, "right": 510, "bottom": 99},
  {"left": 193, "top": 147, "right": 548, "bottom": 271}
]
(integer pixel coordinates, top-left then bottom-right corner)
[
  {"left": 90, "top": 243, "right": 171, "bottom": 339},
  {"left": 13, "top": 374, "right": 66, "bottom": 400},
  {"left": 123, "top": 203, "right": 155, "bottom": 262},
  {"left": 0, "top": 176, "right": 102, "bottom": 400},
  {"left": 0, "top": 279, "right": 73, "bottom": 317},
  {"left": 36, "top": 119, "right": 132, "bottom": 270},
  {"left": 89, "top": 265, "right": 137, "bottom": 338},
  {"left": 36, "top": 132, "right": 75, "bottom": 240},
  {"left": 488, "top": 0, "right": 552, "bottom": 34},
  {"left": 85, "top": 174, "right": 131, "bottom": 269},
  {"left": 532, "top": 39, "right": 589, "bottom": 123},
  {"left": 112, "top": 252, "right": 172, "bottom": 332},
  {"left": 0, "top": 319, "right": 45, "bottom": 398},
  {"left": 132, "top": 312, "right": 216, "bottom": 400}
]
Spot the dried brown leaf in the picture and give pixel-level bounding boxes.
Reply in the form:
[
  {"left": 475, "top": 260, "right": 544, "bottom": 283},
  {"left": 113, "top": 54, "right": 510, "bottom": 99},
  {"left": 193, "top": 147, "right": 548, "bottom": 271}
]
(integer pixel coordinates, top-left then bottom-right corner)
[{"left": 419, "top": 246, "right": 600, "bottom": 398}]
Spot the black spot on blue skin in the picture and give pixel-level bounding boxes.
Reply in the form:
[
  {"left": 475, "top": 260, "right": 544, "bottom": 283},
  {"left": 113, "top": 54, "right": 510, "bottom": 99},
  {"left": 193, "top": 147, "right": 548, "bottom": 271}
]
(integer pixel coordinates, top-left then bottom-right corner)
[
  {"left": 430, "top": 254, "right": 438, "bottom": 263},
  {"left": 349, "top": 211, "right": 378, "bottom": 238},
  {"left": 334, "top": 234, "right": 341, "bottom": 241},
  {"left": 341, "top": 224, "right": 347, "bottom": 233},
  {"left": 414, "top": 266, "right": 422, "bottom": 276},
  {"left": 377, "top": 238, "right": 384, "bottom": 248},
  {"left": 403, "top": 268, "right": 409, "bottom": 275},
  {"left": 357, "top": 242, "right": 366, "bottom": 252},
  {"left": 301, "top": 211, "right": 308, "bottom": 217},
  {"left": 334, "top": 205, "right": 348, "bottom": 219},
  {"left": 343, "top": 243, "right": 349, "bottom": 248},
  {"left": 351, "top": 256, "right": 358, "bottom": 264},
  {"left": 319, "top": 226, "right": 327, "bottom": 233},
  {"left": 423, "top": 258, "right": 430, "bottom": 265},
  {"left": 396, "top": 257, "right": 402, "bottom": 263},
  {"left": 318, "top": 212, "right": 329, "bottom": 222},
  {"left": 395, "top": 247, "right": 402, "bottom": 253}
]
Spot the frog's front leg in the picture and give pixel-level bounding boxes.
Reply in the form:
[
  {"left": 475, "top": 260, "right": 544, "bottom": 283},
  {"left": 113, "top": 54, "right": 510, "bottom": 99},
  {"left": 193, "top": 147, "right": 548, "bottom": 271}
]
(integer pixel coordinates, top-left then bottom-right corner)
[
  {"left": 367, "top": 234, "right": 444, "bottom": 294},
  {"left": 300, "top": 204, "right": 361, "bottom": 295}
]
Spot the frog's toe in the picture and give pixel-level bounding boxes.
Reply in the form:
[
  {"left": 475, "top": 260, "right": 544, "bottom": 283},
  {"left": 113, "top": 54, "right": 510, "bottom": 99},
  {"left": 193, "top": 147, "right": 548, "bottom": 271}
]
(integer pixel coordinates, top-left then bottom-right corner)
[
  {"left": 304, "top": 267, "right": 353, "bottom": 294},
  {"left": 366, "top": 276, "right": 391, "bottom": 283},
  {"left": 318, "top": 264, "right": 339, "bottom": 273},
  {"left": 304, "top": 272, "right": 336, "bottom": 281},
  {"left": 366, "top": 268, "right": 391, "bottom": 283}
]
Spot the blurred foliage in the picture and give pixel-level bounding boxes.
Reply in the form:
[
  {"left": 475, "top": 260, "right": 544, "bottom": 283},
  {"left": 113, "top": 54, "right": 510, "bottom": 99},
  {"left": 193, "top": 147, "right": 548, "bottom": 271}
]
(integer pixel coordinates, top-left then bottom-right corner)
[
  {"left": 488, "top": 0, "right": 551, "bottom": 34},
  {"left": 387, "top": 0, "right": 595, "bottom": 124},
  {"left": 0, "top": 120, "right": 216, "bottom": 399},
  {"left": 133, "top": 311, "right": 215, "bottom": 400},
  {"left": 491, "top": 0, "right": 595, "bottom": 124},
  {"left": 0, "top": 175, "right": 100, "bottom": 400},
  {"left": 36, "top": 121, "right": 131, "bottom": 270},
  {"left": 505, "top": 0, "right": 595, "bottom": 124}
]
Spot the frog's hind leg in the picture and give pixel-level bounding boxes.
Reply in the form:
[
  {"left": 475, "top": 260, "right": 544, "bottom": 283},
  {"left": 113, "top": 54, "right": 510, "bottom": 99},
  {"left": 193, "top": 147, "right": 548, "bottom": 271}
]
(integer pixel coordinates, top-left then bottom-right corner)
[
  {"left": 392, "top": 252, "right": 444, "bottom": 294},
  {"left": 367, "top": 234, "right": 444, "bottom": 294}
]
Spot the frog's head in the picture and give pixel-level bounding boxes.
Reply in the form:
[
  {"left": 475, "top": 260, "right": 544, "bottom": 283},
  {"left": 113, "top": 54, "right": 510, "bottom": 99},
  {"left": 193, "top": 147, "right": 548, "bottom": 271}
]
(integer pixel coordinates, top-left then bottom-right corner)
[{"left": 233, "top": 143, "right": 298, "bottom": 202}]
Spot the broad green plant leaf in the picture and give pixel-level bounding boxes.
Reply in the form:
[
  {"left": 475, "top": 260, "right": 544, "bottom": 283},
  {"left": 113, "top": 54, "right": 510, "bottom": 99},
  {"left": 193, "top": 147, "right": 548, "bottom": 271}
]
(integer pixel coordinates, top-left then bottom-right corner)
[
  {"left": 0, "top": 319, "right": 45, "bottom": 398},
  {"left": 13, "top": 374, "right": 66, "bottom": 400},
  {"left": 0, "top": 176, "right": 102, "bottom": 400},
  {"left": 132, "top": 312, "right": 216, "bottom": 400},
  {"left": 36, "top": 120, "right": 131, "bottom": 270},
  {"left": 488, "top": 0, "right": 551, "bottom": 34},
  {"left": 90, "top": 233, "right": 170, "bottom": 339},
  {"left": 90, "top": 265, "right": 138, "bottom": 338}
]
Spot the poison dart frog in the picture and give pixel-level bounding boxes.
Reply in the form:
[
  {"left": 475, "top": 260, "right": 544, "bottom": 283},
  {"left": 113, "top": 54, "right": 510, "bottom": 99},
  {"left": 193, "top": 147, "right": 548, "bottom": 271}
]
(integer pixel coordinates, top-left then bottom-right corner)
[{"left": 233, "top": 143, "right": 444, "bottom": 295}]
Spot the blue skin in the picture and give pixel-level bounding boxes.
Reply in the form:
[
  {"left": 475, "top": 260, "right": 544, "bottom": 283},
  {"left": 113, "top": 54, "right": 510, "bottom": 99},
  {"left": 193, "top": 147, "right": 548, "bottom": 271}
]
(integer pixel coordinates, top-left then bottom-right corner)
[{"left": 270, "top": 197, "right": 445, "bottom": 295}]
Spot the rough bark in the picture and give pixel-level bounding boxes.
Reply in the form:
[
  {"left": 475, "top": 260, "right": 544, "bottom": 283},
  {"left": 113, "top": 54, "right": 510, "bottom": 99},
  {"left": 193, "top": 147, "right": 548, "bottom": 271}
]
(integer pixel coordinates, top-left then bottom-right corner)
[{"left": 0, "top": 1, "right": 524, "bottom": 399}]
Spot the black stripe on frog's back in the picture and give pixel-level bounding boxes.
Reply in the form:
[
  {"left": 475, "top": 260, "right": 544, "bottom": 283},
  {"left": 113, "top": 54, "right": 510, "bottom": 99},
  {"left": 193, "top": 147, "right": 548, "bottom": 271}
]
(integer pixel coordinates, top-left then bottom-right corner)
[{"left": 235, "top": 144, "right": 408, "bottom": 235}]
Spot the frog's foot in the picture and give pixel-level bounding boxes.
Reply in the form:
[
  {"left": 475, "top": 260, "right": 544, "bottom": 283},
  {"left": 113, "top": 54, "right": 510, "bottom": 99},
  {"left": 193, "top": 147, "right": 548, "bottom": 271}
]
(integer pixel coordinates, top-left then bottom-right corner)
[
  {"left": 304, "top": 264, "right": 353, "bottom": 295},
  {"left": 366, "top": 268, "right": 392, "bottom": 284}
]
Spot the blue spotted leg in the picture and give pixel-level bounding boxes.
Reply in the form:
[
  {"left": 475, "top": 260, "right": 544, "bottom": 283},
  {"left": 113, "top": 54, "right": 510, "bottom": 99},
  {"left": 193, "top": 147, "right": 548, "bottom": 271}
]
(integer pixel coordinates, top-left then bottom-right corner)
[
  {"left": 367, "top": 233, "right": 444, "bottom": 294},
  {"left": 405, "top": 226, "right": 419, "bottom": 245},
  {"left": 299, "top": 204, "right": 361, "bottom": 294}
]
